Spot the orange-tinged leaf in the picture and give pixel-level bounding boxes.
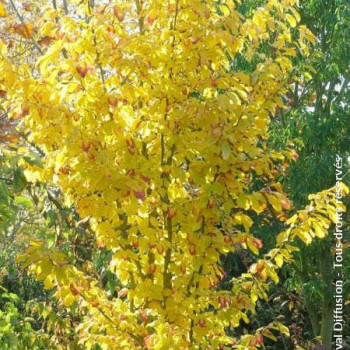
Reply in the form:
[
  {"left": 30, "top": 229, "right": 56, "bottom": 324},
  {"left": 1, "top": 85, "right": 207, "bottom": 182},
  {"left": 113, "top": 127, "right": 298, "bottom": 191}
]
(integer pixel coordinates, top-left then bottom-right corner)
[{"left": 12, "top": 23, "right": 33, "bottom": 38}]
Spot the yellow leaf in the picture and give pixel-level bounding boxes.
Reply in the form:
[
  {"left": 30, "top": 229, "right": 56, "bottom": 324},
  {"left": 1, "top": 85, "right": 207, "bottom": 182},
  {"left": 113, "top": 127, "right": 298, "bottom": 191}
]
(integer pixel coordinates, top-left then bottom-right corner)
[
  {"left": 267, "top": 18, "right": 275, "bottom": 31},
  {"left": 236, "top": 196, "right": 251, "bottom": 210},
  {"left": 266, "top": 193, "right": 282, "bottom": 212},
  {"left": 313, "top": 222, "right": 326, "bottom": 238},
  {"left": 274, "top": 322, "right": 290, "bottom": 336},
  {"left": 262, "top": 329, "right": 278, "bottom": 341},
  {"left": 286, "top": 14, "right": 297, "bottom": 28},
  {"left": 220, "top": 5, "right": 230, "bottom": 17},
  {"left": 0, "top": 4, "right": 7, "bottom": 17},
  {"left": 290, "top": 8, "right": 301, "bottom": 23},
  {"left": 247, "top": 238, "right": 259, "bottom": 255},
  {"left": 63, "top": 293, "right": 76, "bottom": 307},
  {"left": 250, "top": 193, "right": 266, "bottom": 214},
  {"left": 268, "top": 268, "right": 279, "bottom": 284},
  {"left": 297, "top": 230, "right": 312, "bottom": 245},
  {"left": 44, "top": 274, "right": 56, "bottom": 289},
  {"left": 280, "top": 248, "right": 293, "bottom": 261},
  {"left": 275, "top": 254, "right": 283, "bottom": 268}
]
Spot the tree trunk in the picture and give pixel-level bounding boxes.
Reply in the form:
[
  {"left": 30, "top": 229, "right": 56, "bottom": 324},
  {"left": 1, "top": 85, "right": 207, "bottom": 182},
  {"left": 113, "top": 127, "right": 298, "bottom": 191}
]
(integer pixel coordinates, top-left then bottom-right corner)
[
  {"left": 319, "top": 242, "right": 333, "bottom": 349},
  {"left": 300, "top": 249, "right": 320, "bottom": 336}
]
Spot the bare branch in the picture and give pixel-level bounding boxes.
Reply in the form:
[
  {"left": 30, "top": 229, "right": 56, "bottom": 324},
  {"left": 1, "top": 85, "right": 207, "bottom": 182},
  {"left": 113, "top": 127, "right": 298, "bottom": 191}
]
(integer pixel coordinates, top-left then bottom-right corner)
[{"left": 63, "top": 0, "right": 68, "bottom": 14}]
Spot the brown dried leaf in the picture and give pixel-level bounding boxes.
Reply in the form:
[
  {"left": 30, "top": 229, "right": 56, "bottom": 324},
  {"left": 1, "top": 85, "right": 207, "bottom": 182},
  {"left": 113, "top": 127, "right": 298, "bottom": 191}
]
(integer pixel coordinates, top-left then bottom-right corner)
[{"left": 12, "top": 23, "right": 33, "bottom": 39}]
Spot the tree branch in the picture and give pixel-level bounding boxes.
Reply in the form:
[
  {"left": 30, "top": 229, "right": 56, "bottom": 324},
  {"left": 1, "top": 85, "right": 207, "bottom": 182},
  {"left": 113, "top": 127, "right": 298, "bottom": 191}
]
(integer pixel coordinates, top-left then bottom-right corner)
[{"left": 63, "top": 0, "right": 69, "bottom": 14}]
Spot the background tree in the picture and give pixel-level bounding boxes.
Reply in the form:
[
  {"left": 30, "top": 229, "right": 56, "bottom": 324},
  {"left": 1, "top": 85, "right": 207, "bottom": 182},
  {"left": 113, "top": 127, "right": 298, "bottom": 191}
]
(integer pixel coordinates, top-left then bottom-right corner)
[{"left": 268, "top": 0, "right": 350, "bottom": 348}]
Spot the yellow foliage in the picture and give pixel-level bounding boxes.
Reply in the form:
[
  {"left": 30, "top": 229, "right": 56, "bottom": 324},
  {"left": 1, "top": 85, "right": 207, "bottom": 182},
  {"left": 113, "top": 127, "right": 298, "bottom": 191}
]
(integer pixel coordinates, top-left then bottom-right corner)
[{"left": 0, "top": 0, "right": 344, "bottom": 348}]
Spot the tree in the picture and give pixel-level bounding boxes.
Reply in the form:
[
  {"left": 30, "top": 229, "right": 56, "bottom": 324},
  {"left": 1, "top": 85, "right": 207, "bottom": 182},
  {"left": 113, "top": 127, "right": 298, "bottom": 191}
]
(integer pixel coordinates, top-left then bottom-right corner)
[
  {"left": 268, "top": 0, "right": 350, "bottom": 348},
  {"left": 0, "top": 0, "right": 345, "bottom": 349}
]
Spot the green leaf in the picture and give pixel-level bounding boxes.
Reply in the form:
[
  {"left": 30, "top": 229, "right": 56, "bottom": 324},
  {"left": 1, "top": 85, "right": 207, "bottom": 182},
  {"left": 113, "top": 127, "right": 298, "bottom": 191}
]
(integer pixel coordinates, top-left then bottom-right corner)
[
  {"left": 1, "top": 293, "right": 20, "bottom": 303},
  {"left": 14, "top": 196, "right": 32, "bottom": 208},
  {"left": 0, "top": 180, "right": 9, "bottom": 203},
  {"left": 13, "top": 168, "right": 27, "bottom": 193},
  {"left": 23, "top": 156, "right": 43, "bottom": 168}
]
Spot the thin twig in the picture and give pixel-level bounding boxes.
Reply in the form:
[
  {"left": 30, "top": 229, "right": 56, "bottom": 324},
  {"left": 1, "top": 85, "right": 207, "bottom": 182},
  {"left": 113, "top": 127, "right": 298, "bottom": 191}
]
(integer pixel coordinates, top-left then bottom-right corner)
[
  {"left": 135, "top": 0, "right": 144, "bottom": 34},
  {"left": 9, "top": 45, "right": 35, "bottom": 59},
  {"left": 19, "top": 132, "right": 46, "bottom": 157}
]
